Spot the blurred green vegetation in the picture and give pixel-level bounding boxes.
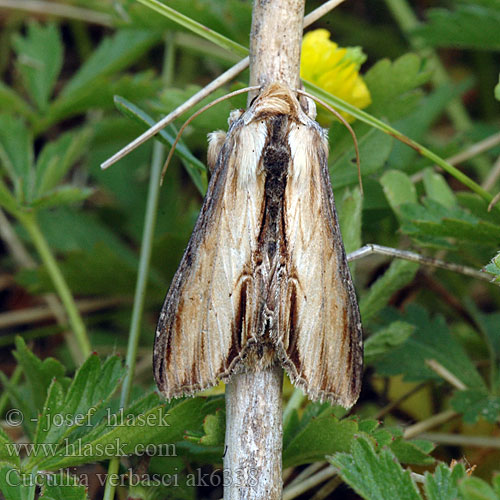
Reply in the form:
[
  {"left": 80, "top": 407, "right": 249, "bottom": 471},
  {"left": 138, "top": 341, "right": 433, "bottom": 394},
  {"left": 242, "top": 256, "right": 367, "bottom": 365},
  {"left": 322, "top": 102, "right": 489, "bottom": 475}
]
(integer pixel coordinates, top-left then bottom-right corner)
[{"left": 0, "top": 1, "right": 499, "bottom": 499}]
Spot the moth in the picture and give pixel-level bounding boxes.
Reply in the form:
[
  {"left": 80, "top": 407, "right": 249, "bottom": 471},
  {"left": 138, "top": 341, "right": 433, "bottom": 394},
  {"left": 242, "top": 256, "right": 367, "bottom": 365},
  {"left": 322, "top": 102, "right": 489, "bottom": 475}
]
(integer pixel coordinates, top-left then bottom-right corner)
[{"left": 154, "top": 82, "right": 363, "bottom": 407}]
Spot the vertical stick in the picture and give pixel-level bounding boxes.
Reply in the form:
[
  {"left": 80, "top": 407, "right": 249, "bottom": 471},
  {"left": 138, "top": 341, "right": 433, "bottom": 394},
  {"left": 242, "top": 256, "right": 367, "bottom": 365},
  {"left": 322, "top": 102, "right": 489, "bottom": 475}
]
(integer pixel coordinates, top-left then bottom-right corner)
[{"left": 224, "top": 1, "right": 305, "bottom": 499}]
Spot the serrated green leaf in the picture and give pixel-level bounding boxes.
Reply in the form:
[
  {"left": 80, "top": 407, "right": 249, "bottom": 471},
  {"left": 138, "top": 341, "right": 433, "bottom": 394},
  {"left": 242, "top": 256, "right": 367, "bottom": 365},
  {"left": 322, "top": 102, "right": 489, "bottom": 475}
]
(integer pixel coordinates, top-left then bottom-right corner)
[
  {"left": 0, "top": 464, "right": 36, "bottom": 500},
  {"left": 114, "top": 95, "right": 207, "bottom": 195},
  {"left": 359, "top": 260, "right": 419, "bottom": 323},
  {"left": 40, "top": 479, "right": 88, "bottom": 500},
  {"left": 413, "top": 3, "right": 500, "bottom": 50},
  {"left": 364, "top": 53, "right": 430, "bottom": 121},
  {"left": 380, "top": 170, "right": 417, "bottom": 215},
  {"left": 451, "top": 389, "right": 500, "bottom": 424},
  {"left": 198, "top": 409, "right": 225, "bottom": 446},
  {"left": 375, "top": 305, "right": 486, "bottom": 388},
  {"left": 12, "top": 337, "right": 66, "bottom": 414},
  {"left": 400, "top": 199, "right": 500, "bottom": 245},
  {"left": 423, "top": 169, "right": 457, "bottom": 209},
  {"left": 330, "top": 436, "right": 422, "bottom": 500},
  {"left": 12, "top": 23, "right": 63, "bottom": 112},
  {"left": 485, "top": 251, "right": 500, "bottom": 282},
  {"left": 283, "top": 406, "right": 359, "bottom": 468},
  {"left": 459, "top": 476, "right": 500, "bottom": 500},
  {"left": 39, "top": 397, "right": 210, "bottom": 470},
  {"left": 33, "top": 355, "right": 125, "bottom": 450},
  {"left": 389, "top": 437, "right": 434, "bottom": 466},
  {"left": 424, "top": 462, "right": 467, "bottom": 500},
  {"left": 0, "top": 116, "right": 33, "bottom": 202},
  {"left": 34, "top": 129, "right": 92, "bottom": 197},
  {"left": 364, "top": 321, "right": 415, "bottom": 364}
]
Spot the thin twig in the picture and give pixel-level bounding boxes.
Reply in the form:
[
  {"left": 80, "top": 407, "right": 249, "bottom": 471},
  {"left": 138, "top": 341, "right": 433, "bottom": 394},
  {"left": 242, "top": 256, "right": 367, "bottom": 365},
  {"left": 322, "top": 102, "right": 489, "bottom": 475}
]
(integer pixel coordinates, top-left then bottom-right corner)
[
  {"left": 0, "top": 0, "right": 113, "bottom": 26},
  {"left": 410, "top": 131, "right": 500, "bottom": 183},
  {"left": 347, "top": 244, "right": 494, "bottom": 284},
  {"left": 310, "top": 476, "right": 343, "bottom": 500},
  {"left": 403, "top": 409, "right": 458, "bottom": 439},
  {"left": 282, "top": 465, "right": 337, "bottom": 500},
  {"left": 425, "top": 359, "right": 467, "bottom": 390},
  {"left": 100, "top": 0, "right": 346, "bottom": 170},
  {"left": 286, "top": 461, "right": 326, "bottom": 488},
  {"left": 483, "top": 154, "right": 500, "bottom": 191},
  {"left": 420, "top": 432, "right": 500, "bottom": 448}
]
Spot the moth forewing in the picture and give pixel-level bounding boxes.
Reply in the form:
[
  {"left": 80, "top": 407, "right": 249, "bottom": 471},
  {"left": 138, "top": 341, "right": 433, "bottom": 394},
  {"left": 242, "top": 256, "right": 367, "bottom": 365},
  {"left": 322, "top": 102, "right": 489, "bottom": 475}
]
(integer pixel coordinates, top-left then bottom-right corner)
[{"left": 154, "top": 82, "right": 363, "bottom": 407}]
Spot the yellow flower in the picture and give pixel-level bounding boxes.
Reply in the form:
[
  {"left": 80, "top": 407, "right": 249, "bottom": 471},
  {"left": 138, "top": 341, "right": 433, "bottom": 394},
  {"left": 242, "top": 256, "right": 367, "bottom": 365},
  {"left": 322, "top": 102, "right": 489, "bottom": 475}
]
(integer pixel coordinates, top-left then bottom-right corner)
[{"left": 301, "top": 29, "right": 371, "bottom": 123}]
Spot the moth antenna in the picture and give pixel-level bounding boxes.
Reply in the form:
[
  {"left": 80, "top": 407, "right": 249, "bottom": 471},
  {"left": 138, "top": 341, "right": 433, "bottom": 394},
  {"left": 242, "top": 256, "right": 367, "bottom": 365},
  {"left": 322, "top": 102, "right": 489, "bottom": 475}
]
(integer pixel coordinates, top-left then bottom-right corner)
[
  {"left": 295, "top": 89, "right": 363, "bottom": 196},
  {"left": 160, "top": 86, "right": 261, "bottom": 185}
]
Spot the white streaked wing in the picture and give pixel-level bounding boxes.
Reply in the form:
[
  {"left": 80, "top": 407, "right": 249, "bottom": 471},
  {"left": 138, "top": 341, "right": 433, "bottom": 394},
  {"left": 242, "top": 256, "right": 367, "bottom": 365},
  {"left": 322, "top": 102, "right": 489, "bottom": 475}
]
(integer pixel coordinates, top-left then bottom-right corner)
[
  {"left": 279, "top": 122, "right": 363, "bottom": 407},
  {"left": 153, "top": 120, "right": 267, "bottom": 399}
]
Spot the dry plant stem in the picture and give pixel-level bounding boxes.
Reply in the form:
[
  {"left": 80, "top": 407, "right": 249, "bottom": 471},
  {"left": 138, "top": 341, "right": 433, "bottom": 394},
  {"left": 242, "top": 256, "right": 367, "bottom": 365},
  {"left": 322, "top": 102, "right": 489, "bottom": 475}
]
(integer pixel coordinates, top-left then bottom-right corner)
[
  {"left": 101, "top": 0, "right": 345, "bottom": 169},
  {"left": 426, "top": 359, "right": 467, "bottom": 390},
  {"left": 0, "top": 0, "right": 113, "bottom": 26},
  {"left": 403, "top": 409, "right": 458, "bottom": 439},
  {"left": 419, "top": 432, "right": 500, "bottom": 449},
  {"left": 223, "top": 1, "right": 304, "bottom": 499},
  {"left": 282, "top": 466, "right": 336, "bottom": 500},
  {"left": 347, "top": 244, "right": 494, "bottom": 283},
  {"left": 0, "top": 297, "right": 124, "bottom": 330},
  {"left": 310, "top": 476, "right": 343, "bottom": 500}
]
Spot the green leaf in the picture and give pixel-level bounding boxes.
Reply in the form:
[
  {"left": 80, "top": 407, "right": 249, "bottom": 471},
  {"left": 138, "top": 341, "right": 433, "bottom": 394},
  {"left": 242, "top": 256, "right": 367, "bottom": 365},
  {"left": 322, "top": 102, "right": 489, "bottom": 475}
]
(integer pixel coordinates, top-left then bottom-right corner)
[
  {"left": 30, "top": 186, "right": 94, "bottom": 210},
  {"left": 283, "top": 405, "right": 358, "bottom": 468},
  {"left": 424, "top": 462, "right": 467, "bottom": 500},
  {"left": 33, "top": 355, "right": 125, "bottom": 448},
  {"left": 359, "top": 260, "right": 419, "bottom": 323},
  {"left": 338, "top": 187, "right": 363, "bottom": 255},
  {"left": 34, "top": 129, "right": 92, "bottom": 198},
  {"left": 0, "top": 429, "right": 19, "bottom": 468},
  {"left": 389, "top": 436, "right": 435, "bottom": 466},
  {"left": 12, "top": 22, "right": 63, "bottom": 112},
  {"left": 380, "top": 170, "right": 417, "bottom": 215},
  {"left": 495, "top": 74, "right": 500, "bottom": 101},
  {"left": 0, "top": 116, "right": 33, "bottom": 202},
  {"left": 0, "top": 464, "right": 36, "bottom": 500},
  {"left": 0, "top": 179, "right": 21, "bottom": 216},
  {"left": 331, "top": 129, "right": 393, "bottom": 189},
  {"left": 330, "top": 436, "right": 422, "bottom": 500},
  {"left": 459, "top": 476, "right": 500, "bottom": 500},
  {"left": 136, "top": 0, "right": 248, "bottom": 57},
  {"left": 60, "top": 30, "right": 160, "bottom": 101},
  {"left": 364, "top": 53, "right": 430, "bottom": 121},
  {"left": 413, "top": 3, "right": 500, "bottom": 51},
  {"left": 0, "top": 81, "right": 34, "bottom": 119},
  {"left": 114, "top": 95, "right": 207, "bottom": 195},
  {"left": 40, "top": 478, "right": 89, "bottom": 500},
  {"left": 375, "top": 305, "right": 486, "bottom": 389},
  {"left": 423, "top": 169, "right": 457, "bottom": 209},
  {"left": 364, "top": 321, "right": 415, "bottom": 364},
  {"left": 199, "top": 409, "right": 225, "bottom": 446},
  {"left": 451, "top": 389, "right": 500, "bottom": 424},
  {"left": 484, "top": 251, "right": 500, "bottom": 283},
  {"left": 400, "top": 199, "right": 500, "bottom": 246},
  {"left": 12, "top": 337, "right": 67, "bottom": 415}
]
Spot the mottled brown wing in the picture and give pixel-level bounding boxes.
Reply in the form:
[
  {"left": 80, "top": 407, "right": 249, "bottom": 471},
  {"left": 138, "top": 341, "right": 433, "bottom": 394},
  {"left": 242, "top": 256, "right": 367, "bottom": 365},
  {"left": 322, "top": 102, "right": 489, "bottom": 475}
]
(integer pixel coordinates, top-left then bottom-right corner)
[
  {"left": 153, "top": 121, "right": 266, "bottom": 399},
  {"left": 279, "top": 123, "right": 363, "bottom": 407}
]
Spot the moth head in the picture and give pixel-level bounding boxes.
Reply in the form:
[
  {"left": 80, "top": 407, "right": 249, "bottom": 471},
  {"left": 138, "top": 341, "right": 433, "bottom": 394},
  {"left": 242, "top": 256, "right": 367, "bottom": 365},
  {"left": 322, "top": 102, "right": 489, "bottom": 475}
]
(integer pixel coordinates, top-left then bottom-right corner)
[
  {"left": 228, "top": 109, "right": 244, "bottom": 127},
  {"left": 207, "top": 130, "right": 227, "bottom": 173},
  {"left": 246, "top": 82, "right": 300, "bottom": 122},
  {"left": 300, "top": 94, "right": 317, "bottom": 120}
]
